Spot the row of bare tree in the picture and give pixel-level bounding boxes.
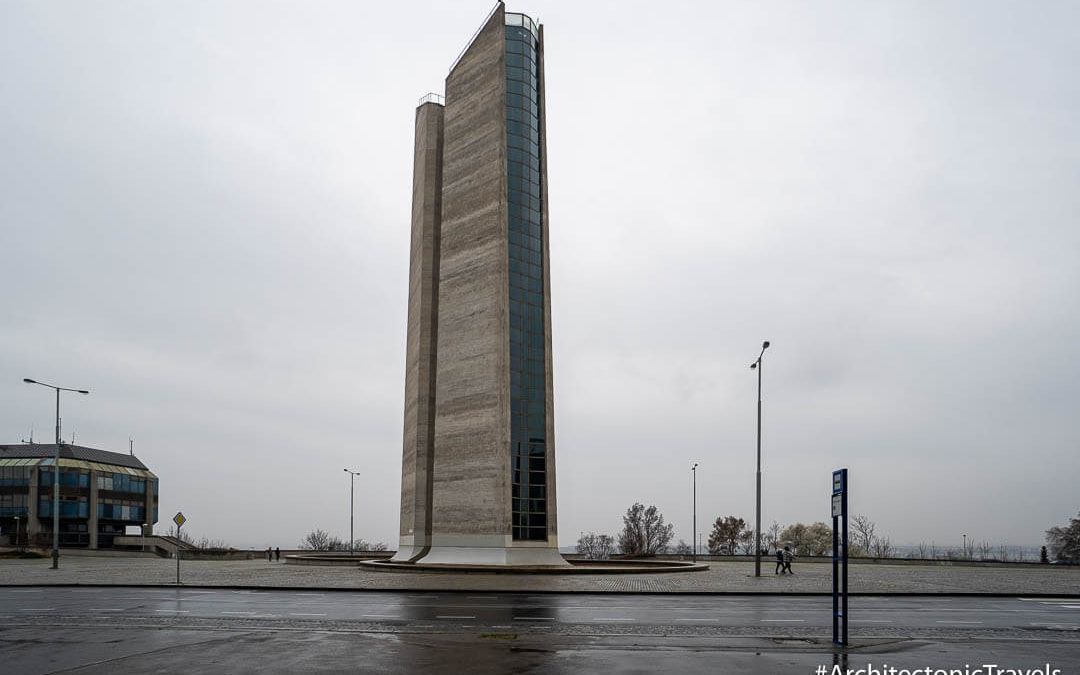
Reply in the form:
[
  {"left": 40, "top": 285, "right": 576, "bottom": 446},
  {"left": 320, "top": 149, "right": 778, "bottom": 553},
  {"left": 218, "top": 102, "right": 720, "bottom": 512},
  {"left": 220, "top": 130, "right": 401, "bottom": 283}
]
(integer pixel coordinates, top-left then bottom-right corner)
[
  {"left": 577, "top": 503, "right": 674, "bottom": 560},
  {"left": 698, "top": 517, "right": 893, "bottom": 557},
  {"left": 574, "top": 506, "right": 896, "bottom": 559},
  {"left": 165, "top": 526, "right": 232, "bottom": 551},
  {"left": 298, "top": 528, "right": 388, "bottom": 552}
]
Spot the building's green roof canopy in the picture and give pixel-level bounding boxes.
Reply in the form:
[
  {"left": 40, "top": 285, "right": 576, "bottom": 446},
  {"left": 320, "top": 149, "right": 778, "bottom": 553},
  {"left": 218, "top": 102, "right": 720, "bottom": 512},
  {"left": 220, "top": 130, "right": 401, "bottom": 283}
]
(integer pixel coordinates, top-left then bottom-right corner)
[{"left": 0, "top": 444, "right": 156, "bottom": 478}]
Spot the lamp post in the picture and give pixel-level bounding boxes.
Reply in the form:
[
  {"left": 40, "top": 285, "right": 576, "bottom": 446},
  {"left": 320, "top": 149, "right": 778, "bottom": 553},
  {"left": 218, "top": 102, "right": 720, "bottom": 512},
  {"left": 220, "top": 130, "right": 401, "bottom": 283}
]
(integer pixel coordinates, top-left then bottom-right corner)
[
  {"left": 962, "top": 533, "right": 967, "bottom": 559},
  {"left": 344, "top": 469, "right": 360, "bottom": 555},
  {"left": 691, "top": 462, "right": 699, "bottom": 563},
  {"left": 23, "top": 378, "right": 90, "bottom": 569},
  {"left": 14, "top": 516, "right": 21, "bottom": 550},
  {"left": 749, "top": 341, "right": 770, "bottom": 577}
]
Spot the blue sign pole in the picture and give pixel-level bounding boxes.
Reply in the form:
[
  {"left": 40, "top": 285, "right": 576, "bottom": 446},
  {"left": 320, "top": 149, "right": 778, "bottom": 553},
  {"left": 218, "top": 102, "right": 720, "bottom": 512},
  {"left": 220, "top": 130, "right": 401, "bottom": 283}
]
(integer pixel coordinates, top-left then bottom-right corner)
[{"left": 832, "top": 468, "right": 848, "bottom": 645}]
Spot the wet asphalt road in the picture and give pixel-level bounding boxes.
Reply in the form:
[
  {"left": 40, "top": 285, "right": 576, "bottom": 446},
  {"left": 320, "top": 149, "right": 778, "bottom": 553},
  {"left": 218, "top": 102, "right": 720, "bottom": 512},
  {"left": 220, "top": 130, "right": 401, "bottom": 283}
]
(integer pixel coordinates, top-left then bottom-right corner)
[
  {"left": 2, "top": 588, "right": 1078, "bottom": 634},
  {"left": 1, "top": 588, "right": 1078, "bottom": 674}
]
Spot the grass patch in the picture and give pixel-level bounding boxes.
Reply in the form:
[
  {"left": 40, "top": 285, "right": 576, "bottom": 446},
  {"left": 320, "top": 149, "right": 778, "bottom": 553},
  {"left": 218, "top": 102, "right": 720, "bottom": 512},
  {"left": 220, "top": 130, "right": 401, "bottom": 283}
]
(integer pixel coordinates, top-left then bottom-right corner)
[{"left": 0, "top": 551, "right": 48, "bottom": 559}]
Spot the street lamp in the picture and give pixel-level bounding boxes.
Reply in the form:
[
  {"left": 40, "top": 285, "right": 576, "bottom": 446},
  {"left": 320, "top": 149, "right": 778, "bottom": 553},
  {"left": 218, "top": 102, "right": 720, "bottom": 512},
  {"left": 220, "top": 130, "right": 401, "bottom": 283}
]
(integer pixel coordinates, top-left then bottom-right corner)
[
  {"left": 344, "top": 469, "right": 360, "bottom": 556},
  {"left": 691, "top": 462, "right": 699, "bottom": 563},
  {"left": 14, "top": 516, "right": 22, "bottom": 550},
  {"left": 749, "top": 341, "right": 770, "bottom": 577},
  {"left": 23, "top": 378, "right": 90, "bottom": 569},
  {"left": 962, "top": 533, "right": 967, "bottom": 559}
]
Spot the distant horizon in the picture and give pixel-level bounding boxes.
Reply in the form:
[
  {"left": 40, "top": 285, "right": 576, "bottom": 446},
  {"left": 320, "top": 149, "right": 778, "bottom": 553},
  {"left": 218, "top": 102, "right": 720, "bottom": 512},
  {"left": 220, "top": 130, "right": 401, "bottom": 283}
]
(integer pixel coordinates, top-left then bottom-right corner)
[
  {"left": 2, "top": 434, "right": 1059, "bottom": 553},
  {"left": 146, "top": 540, "right": 1051, "bottom": 554},
  {"left": 147, "top": 525, "right": 1048, "bottom": 555}
]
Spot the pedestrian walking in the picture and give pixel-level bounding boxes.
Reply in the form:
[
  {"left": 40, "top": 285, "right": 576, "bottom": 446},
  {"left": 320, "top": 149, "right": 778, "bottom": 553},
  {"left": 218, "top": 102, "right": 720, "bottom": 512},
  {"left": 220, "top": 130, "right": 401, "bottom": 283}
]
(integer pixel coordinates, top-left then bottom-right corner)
[
  {"left": 275, "top": 547, "right": 280, "bottom": 562},
  {"left": 267, "top": 547, "right": 273, "bottom": 562},
  {"left": 775, "top": 548, "right": 785, "bottom": 574},
  {"left": 782, "top": 545, "right": 795, "bottom": 574}
]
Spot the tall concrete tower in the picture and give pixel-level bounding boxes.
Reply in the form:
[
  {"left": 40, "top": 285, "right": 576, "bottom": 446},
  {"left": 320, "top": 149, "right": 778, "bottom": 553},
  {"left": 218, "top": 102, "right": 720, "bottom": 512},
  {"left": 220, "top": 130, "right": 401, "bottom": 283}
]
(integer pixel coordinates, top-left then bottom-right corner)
[{"left": 393, "top": 4, "right": 564, "bottom": 566}]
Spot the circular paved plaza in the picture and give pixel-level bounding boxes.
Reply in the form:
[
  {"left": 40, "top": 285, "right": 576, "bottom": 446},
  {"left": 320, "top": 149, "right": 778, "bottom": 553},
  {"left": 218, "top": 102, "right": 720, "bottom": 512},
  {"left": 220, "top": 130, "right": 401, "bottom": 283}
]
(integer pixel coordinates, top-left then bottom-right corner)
[{"left": 1, "top": 556, "right": 1076, "bottom": 594}]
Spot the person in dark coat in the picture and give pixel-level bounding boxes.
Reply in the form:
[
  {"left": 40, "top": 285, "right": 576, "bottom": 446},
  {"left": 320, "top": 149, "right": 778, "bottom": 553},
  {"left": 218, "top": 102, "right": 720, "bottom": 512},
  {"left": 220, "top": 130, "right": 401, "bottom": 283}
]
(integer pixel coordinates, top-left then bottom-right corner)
[
  {"left": 275, "top": 547, "right": 280, "bottom": 562},
  {"left": 267, "top": 547, "right": 273, "bottom": 562},
  {"left": 775, "top": 548, "right": 785, "bottom": 574}
]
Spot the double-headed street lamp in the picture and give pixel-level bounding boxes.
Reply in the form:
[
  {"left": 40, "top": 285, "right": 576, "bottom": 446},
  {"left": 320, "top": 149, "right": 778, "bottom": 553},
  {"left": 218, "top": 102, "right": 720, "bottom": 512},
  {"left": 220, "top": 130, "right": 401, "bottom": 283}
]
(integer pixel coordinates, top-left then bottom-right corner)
[
  {"left": 23, "top": 378, "right": 90, "bottom": 570},
  {"left": 749, "top": 341, "right": 770, "bottom": 577},
  {"left": 344, "top": 469, "right": 360, "bottom": 555}
]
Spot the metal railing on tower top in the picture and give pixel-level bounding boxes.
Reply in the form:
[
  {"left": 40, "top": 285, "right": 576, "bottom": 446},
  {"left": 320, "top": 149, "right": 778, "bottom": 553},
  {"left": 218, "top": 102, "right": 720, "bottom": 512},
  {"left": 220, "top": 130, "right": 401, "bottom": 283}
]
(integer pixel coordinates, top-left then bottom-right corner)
[
  {"left": 450, "top": 1, "right": 503, "bottom": 73},
  {"left": 505, "top": 11, "right": 539, "bottom": 38},
  {"left": 443, "top": 3, "right": 541, "bottom": 89},
  {"left": 418, "top": 92, "right": 445, "bottom": 107}
]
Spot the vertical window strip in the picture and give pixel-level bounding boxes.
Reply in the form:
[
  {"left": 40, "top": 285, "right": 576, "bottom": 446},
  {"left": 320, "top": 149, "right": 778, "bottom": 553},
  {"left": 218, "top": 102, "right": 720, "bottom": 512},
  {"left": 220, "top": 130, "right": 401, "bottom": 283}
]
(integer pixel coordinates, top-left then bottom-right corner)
[{"left": 505, "top": 30, "right": 547, "bottom": 541}]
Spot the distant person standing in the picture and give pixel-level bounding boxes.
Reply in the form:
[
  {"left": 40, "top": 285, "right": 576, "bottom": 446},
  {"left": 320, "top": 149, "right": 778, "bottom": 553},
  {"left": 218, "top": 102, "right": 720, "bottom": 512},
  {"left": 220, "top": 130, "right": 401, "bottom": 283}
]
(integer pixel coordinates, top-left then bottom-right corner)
[
  {"left": 267, "top": 547, "right": 273, "bottom": 562},
  {"left": 775, "top": 548, "right": 785, "bottom": 574},
  {"left": 782, "top": 545, "right": 795, "bottom": 574},
  {"left": 275, "top": 547, "right": 280, "bottom": 562}
]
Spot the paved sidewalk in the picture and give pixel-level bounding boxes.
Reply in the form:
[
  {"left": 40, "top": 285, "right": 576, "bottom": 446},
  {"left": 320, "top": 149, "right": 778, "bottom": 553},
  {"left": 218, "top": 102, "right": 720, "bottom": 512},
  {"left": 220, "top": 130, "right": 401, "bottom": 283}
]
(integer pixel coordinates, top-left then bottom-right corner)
[{"left": 1, "top": 556, "right": 1077, "bottom": 594}]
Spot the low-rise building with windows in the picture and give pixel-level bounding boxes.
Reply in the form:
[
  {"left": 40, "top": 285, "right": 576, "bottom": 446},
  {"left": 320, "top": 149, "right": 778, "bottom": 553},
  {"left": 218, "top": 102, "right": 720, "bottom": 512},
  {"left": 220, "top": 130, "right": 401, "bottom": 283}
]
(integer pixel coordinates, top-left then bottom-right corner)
[{"left": 0, "top": 443, "right": 158, "bottom": 549}]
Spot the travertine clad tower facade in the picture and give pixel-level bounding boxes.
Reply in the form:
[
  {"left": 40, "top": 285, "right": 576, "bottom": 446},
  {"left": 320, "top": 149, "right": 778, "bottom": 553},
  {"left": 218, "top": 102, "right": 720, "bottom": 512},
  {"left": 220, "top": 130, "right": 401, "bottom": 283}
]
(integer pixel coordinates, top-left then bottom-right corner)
[
  {"left": 394, "top": 98, "right": 443, "bottom": 562},
  {"left": 394, "top": 4, "right": 565, "bottom": 566}
]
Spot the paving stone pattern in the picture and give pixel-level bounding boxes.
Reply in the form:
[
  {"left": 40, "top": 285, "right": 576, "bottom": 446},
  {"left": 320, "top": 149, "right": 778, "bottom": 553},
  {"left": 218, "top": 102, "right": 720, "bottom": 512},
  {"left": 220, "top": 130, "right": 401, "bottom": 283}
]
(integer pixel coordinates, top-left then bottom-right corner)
[{"left": 1, "top": 557, "right": 1077, "bottom": 594}]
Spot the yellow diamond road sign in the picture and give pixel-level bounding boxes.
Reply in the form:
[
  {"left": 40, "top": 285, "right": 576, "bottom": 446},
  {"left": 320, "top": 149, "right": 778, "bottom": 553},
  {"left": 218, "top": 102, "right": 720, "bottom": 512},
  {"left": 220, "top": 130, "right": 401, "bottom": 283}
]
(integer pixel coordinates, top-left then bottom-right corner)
[{"left": 173, "top": 512, "right": 186, "bottom": 528}]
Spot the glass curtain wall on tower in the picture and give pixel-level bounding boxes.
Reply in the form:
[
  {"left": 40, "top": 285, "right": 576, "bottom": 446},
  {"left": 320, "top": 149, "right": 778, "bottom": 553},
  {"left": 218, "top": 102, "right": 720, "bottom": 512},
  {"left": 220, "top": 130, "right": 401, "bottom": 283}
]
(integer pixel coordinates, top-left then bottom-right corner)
[{"left": 504, "top": 13, "right": 546, "bottom": 542}]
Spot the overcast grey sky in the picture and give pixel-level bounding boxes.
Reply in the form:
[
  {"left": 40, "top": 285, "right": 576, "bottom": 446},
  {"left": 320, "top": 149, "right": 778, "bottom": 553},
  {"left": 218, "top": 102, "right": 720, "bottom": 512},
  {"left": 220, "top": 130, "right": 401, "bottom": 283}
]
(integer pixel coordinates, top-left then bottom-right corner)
[{"left": 2, "top": 1, "right": 1077, "bottom": 552}]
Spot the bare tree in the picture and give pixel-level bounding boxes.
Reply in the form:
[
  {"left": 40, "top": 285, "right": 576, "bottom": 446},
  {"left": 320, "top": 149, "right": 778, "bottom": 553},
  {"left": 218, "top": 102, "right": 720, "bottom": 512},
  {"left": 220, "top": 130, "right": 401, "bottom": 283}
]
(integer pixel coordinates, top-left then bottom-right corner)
[
  {"left": 765, "top": 521, "right": 782, "bottom": 554},
  {"left": 194, "top": 536, "right": 232, "bottom": 551},
  {"left": 707, "top": 516, "right": 745, "bottom": 555},
  {"left": 851, "top": 515, "right": 876, "bottom": 555},
  {"left": 577, "top": 532, "right": 615, "bottom": 560},
  {"left": 162, "top": 529, "right": 231, "bottom": 551},
  {"left": 299, "top": 528, "right": 333, "bottom": 551},
  {"left": 166, "top": 526, "right": 194, "bottom": 545},
  {"left": 915, "top": 542, "right": 930, "bottom": 559},
  {"left": 870, "top": 535, "right": 892, "bottom": 559},
  {"left": 351, "top": 539, "right": 388, "bottom": 552},
  {"left": 672, "top": 540, "right": 693, "bottom": 557},
  {"left": 617, "top": 503, "right": 674, "bottom": 556},
  {"left": 977, "top": 541, "right": 992, "bottom": 561},
  {"left": 738, "top": 528, "right": 755, "bottom": 555}
]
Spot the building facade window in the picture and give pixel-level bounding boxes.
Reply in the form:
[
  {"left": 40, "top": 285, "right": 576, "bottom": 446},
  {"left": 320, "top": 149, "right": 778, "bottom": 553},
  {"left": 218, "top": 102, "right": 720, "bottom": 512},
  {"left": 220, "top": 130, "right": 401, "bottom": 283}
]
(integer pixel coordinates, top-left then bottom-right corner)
[
  {"left": 0, "top": 492, "right": 29, "bottom": 516},
  {"left": 38, "top": 495, "right": 89, "bottom": 518},
  {"left": 97, "top": 498, "right": 145, "bottom": 522},
  {"left": 39, "top": 468, "right": 90, "bottom": 488},
  {"left": 96, "top": 473, "right": 146, "bottom": 494},
  {"left": 0, "top": 466, "right": 31, "bottom": 486}
]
